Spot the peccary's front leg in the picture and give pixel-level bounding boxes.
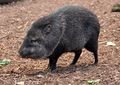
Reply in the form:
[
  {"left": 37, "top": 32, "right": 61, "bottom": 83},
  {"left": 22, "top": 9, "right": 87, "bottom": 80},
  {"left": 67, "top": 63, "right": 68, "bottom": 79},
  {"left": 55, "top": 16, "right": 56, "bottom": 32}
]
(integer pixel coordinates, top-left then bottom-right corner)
[
  {"left": 48, "top": 44, "right": 64, "bottom": 72},
  {"left": 48, "top": 56, "right": 59, "bottom": 72}
]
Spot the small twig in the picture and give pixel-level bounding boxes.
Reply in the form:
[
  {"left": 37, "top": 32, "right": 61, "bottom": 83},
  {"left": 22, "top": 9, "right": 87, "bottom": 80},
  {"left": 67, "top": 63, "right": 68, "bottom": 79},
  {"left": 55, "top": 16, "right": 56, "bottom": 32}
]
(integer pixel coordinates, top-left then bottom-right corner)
[{"left": 99, "top": 41, "right": 106, "bottom": 44}]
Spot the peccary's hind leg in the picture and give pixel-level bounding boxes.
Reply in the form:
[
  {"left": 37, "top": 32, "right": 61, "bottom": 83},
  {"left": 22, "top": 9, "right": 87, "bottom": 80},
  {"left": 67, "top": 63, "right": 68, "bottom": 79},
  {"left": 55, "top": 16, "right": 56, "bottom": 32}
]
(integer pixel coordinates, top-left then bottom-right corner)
[
  {"left": 70, "top": 50, "right": 82, "bottom": 65},
  {"left": 85, "top": 39, "right": 98, "bottom": 64},
  {"left": 93, "top": 50, "right": 98, "bottom": 64}
]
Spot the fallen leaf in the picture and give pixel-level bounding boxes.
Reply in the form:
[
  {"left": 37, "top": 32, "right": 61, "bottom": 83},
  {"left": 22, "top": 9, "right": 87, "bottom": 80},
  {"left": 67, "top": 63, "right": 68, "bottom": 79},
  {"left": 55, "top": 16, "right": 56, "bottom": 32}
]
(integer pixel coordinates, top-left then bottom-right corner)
[
  {"left": 0, "top": 59, "right": 11, "bottom": 68},
  {"left": 87, "top": 79, "right": 100, "bottom": 85},
  {"left": 112, "top": 3, "right": 120, "bottom": 12}
]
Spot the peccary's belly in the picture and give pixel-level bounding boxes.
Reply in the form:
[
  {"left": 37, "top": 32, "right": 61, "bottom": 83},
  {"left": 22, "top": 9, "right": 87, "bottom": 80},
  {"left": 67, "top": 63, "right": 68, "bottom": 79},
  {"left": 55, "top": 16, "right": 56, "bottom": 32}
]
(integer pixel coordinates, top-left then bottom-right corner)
[{"left": 61, "top": 35, "right": 87, "bottom": 51}]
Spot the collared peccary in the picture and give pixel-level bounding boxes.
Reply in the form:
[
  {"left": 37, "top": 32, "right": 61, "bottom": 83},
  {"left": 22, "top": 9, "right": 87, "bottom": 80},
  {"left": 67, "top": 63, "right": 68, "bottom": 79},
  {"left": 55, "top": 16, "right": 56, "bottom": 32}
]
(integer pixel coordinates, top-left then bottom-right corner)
[{"left": 19, "top": 6, "right": 100, "bottom": 72}]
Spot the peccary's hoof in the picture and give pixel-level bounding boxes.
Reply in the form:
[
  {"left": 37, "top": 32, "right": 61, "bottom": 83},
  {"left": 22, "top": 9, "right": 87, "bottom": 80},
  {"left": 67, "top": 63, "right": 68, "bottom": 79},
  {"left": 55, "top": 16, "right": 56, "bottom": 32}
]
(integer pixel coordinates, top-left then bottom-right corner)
[
  {"left": 47, "top": 68, "right": 57, "bottom": 73},
  {"left": 94, "top": 60, "right": 98, "bottom": 65},
  {"left": 92, "top": 62, "right": 98, "bottom": 66},
  {"left": 69, "top": 63, "right": 75, "bottom": 66},
  {"left": 46, "top": 66, "right": 57, "bottom": 73},
  {"left": 51, "top": 69, "right": 58, "bottom": 73}
]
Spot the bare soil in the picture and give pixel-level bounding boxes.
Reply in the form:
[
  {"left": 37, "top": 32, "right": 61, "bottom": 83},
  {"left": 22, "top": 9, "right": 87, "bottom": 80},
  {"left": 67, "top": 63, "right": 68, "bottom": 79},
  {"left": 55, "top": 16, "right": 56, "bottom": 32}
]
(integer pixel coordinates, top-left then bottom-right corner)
[{"left": 0, "top": 0, "right": 120, "bottom": 85}]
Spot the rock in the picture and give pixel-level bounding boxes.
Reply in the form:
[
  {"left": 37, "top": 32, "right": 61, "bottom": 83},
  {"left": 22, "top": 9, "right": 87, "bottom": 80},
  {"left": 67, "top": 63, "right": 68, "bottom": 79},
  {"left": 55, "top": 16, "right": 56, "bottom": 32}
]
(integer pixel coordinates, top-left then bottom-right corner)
[{"left": 16, "top": 81, "right": 24, "bottom": 85}]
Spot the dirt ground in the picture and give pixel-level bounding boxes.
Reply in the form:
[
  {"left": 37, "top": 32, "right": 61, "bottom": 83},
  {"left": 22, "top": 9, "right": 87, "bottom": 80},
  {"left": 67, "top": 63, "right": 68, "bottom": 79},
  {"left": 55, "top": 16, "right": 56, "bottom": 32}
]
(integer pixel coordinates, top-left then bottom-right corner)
[{"left": 0, "top": 0, "right": 120, "bottom": 85}]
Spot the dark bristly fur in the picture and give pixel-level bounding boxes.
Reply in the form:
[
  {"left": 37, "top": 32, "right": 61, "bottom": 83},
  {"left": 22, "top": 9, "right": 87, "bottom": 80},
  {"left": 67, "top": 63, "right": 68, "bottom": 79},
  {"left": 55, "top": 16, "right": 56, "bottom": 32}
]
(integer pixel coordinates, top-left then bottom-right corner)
[
  {"left": 0, "top": 0, "right": 20, "bottom": 4},
  {"left": 19, "top": 6, "right": 100, "bottom": 72}
]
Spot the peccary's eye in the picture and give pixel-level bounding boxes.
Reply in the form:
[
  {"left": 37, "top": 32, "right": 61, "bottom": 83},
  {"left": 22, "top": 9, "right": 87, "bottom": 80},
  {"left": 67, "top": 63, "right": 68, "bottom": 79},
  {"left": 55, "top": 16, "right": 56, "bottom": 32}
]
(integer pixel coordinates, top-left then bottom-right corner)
[
  {"left": 31, "top": 40, "right": 38, "bottom": 43},
  {"left": 47, "top": 24, "right": 51, "bottom": 28},
  {"left": 31, "top": 39, "right": 42, "bottom": 44},
  {"left": 43, "top": 24, "right": 51, "bottom": 34}
]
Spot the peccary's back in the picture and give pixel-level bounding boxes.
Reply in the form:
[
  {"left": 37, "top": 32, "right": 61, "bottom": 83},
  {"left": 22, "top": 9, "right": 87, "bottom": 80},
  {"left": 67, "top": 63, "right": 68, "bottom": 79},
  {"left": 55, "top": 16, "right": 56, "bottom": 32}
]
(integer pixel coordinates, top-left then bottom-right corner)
[{"left": 54, "top": 6, "right": 100, "bottom": 51}]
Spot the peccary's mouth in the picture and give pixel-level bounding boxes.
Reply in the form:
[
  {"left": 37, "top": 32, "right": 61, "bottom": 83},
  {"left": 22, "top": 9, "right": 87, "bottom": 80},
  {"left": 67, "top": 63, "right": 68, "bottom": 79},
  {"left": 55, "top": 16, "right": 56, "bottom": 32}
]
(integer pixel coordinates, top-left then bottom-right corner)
[
  {"left": 19, "top": 55, "right": 49, "bottom": 60},
  {"left": 19, "top": 52, "right": 49, "bottom": 60},
  {"left": 19, "top": 54, "right": 49, "bottom": 60},
  {"left": 19, "top": 46, "right": 49, "bottom": 60}
]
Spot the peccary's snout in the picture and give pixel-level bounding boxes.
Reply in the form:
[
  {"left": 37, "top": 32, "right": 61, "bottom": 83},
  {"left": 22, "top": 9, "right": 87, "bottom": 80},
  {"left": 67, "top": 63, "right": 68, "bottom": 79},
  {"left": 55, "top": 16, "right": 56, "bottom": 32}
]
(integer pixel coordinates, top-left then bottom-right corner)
[
  {"left": 19, "top": 47, "right": 33, "bottom": 58},
  {"left": 19, "top": 45, "right": 49, "bottom": 59}
]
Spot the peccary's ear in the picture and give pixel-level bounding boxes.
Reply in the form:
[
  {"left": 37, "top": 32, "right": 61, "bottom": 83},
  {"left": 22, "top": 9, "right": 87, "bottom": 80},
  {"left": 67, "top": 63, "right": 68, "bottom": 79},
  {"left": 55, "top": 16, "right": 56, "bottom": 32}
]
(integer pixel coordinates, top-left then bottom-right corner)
[{"left": 44, "top": 14, "right": 66, "bottom": 57}]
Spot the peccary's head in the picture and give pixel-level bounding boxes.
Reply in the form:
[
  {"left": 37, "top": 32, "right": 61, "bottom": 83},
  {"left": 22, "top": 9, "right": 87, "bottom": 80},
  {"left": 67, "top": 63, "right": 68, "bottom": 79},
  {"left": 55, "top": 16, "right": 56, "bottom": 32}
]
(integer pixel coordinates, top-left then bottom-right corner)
[{"left": 19, "top": 15, "right": 65, "bottom": 59}]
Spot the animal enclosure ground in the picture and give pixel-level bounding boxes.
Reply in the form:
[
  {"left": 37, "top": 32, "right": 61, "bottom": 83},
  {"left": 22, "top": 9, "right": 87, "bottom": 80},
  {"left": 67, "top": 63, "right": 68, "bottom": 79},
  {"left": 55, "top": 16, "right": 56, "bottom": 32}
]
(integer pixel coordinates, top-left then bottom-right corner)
[{"left": 0, "top": 0, "right": 120, "bottom": 85}]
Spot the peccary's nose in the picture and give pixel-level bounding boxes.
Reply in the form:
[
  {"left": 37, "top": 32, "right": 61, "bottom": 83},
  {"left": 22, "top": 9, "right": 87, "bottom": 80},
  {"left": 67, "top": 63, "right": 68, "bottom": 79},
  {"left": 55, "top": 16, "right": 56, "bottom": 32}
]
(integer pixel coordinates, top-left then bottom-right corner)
[{"left": 19, "top": 47, "right": 30, "bottom": 57}]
